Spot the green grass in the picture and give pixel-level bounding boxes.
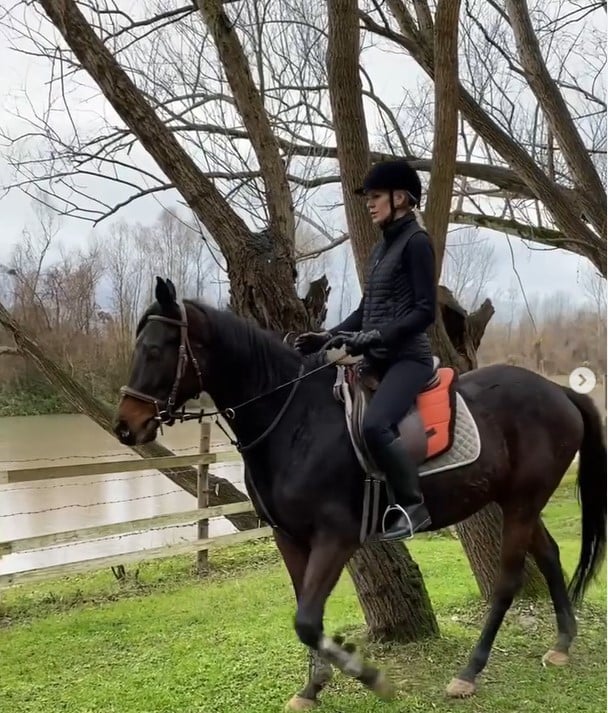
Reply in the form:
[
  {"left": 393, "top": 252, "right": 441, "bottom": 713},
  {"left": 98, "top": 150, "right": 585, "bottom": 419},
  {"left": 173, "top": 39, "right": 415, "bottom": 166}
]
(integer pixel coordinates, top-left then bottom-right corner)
[
  {"left": 0, "top": 379, "right": 118, "bottom": 416},
  {"left": 0, "top": 382, "right": 73, "bottom": 416},
  {"left": 0, "top": 480, "right": 605, "bottom": 713}
]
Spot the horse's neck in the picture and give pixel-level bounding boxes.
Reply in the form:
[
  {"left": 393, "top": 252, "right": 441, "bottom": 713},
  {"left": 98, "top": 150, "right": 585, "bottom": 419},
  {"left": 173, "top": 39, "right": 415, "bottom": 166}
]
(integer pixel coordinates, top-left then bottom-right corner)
[{"left": 205, "top": 339, "right": 302, "bottom": 449}]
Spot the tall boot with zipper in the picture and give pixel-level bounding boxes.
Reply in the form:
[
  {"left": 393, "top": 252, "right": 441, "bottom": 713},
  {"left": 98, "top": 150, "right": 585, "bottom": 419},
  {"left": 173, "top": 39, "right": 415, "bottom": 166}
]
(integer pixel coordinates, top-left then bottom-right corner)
[{"left": 373, "top": 436, "right": 431, "bottom": 540}]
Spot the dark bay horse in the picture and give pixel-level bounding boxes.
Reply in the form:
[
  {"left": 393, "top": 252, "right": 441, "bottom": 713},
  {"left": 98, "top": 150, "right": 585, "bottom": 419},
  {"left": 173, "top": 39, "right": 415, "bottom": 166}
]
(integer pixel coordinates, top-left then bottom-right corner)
[{"left": 114, "top": 279, "right": 606, "bottom": 709}]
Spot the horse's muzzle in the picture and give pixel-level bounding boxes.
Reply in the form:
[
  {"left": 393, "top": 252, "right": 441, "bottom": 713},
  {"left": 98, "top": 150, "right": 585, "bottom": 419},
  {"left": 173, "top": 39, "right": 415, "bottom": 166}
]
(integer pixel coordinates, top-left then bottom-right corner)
[{"left": 113, "top": 417, "right": 158, "bottom": 445}]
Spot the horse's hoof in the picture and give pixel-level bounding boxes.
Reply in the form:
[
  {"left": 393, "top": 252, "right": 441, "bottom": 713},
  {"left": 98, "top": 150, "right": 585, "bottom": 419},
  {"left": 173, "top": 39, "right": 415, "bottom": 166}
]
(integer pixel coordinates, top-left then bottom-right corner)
[
  {"left": 446, "top": 677, "right": 476, "bottom": 698},
  {"left": 542, "top": 649, "right": 569, "bottom": 667},
  {"left": 285, "top": 695, "right": 317, "bottom": 711},
  {"left": 371, "top": 671, "right": 396, "bottom": 701}
]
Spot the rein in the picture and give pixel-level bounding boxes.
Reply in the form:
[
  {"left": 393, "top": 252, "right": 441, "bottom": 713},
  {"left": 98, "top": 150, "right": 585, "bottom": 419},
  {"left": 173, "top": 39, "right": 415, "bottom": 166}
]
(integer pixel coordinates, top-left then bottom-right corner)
[{"left": 120, "top": 302, "right": 338, "bottom": 452}]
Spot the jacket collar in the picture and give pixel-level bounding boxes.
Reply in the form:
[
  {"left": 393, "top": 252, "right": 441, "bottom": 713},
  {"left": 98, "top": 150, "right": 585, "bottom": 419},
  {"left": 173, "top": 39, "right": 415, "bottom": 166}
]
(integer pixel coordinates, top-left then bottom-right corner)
[{"left": 382, "top": 212, "right": 416, "bottom": 242}]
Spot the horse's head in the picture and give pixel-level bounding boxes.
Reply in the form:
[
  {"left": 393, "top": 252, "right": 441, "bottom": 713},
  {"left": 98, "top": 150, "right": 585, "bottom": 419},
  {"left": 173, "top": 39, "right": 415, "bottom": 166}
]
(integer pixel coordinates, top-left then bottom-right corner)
[{"left": 114, "top": 277, "right": 206, "bottom": 445}]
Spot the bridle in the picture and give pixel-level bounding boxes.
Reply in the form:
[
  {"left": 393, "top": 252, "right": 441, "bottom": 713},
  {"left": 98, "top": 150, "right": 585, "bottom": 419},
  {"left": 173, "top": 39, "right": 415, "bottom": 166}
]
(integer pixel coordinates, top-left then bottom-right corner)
[
  {"left": 120, "top": 301, "right": 343, "bottom": 451},
  {"left": 120, "top": 302, "right": 204, "bottom": 429},
  {"left": 118, "top": 301, "right": 310, "bottom": 451}
]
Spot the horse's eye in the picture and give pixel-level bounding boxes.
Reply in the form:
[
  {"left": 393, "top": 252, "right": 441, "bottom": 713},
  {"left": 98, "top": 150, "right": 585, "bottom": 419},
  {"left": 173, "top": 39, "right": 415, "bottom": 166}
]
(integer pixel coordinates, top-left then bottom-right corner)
[{"left": 144, "top": 344, "right": 162, "bottom": 360}]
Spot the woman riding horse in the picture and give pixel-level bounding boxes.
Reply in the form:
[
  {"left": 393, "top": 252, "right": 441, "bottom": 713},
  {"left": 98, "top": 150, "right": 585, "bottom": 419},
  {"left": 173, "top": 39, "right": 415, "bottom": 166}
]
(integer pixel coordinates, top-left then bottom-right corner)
[{"left": 296, "top": 158, "right": 435, "bottom": 540}]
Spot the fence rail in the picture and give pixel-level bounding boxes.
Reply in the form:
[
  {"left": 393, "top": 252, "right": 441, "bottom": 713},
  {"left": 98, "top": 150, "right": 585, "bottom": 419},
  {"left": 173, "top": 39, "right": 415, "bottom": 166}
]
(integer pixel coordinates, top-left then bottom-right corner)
[
  {"left": 0, "top": 501, "right": 256, "bottom": 556},
  {"left": 0, "top": 524, "right": 271, "bottom": 588},
  {"left": 0, "top": 443, "right": 267, "bottom": 589},
  {"left": 0, "top": 449, "right": 242, "bottom": 484}
]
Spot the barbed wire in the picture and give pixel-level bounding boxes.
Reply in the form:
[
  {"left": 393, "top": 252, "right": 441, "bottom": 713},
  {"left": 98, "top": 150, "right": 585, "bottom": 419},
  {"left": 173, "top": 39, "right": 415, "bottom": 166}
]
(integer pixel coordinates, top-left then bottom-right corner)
[
  {"left": 10, "top": 518, "right": 238, "bottom": 555},
  {"left": 0, "top": 461, "right": 244, "bottom": 494},
  {"left": 0, "top": 441, "right": 230, "bottom": 465},
  {"left": 0, "top": 470, "right": 178, "bottom": 493},
  {"left": 0, "top": 480, "right": 247, "bottom": 518},
  {"left": 0, "top": 442, "right": 250, "bottom": 581}
]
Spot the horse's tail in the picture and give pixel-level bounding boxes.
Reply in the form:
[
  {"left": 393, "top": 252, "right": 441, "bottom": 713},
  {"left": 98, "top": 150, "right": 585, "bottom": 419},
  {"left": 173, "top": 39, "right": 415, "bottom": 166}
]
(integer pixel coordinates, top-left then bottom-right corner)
[{"left": 562, "top": 386, "right": 607, "bottom": 604}]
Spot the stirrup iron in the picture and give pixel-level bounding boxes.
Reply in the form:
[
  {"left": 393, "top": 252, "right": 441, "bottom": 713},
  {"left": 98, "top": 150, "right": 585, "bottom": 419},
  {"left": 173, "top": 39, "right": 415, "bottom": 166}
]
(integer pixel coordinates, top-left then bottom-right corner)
[{"left": 381, "top": 504, "right": 414, "bottom": 540}]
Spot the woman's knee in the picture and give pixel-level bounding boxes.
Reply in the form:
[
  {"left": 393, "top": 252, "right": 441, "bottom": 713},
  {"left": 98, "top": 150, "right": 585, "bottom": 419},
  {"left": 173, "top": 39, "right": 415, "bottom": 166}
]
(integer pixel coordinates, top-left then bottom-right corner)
[{"left": 362, "top": 413, "right": 389, "bottom": 453}]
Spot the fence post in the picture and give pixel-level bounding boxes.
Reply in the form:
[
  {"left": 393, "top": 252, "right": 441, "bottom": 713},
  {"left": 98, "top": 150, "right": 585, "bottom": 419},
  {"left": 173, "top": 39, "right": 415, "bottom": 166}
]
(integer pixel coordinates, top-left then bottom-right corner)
[
  {"left": 603, "top": 374, "right": 607, "bottom": 431},
  {"left": 197, "top": 416, "right": 211, "bottom": 576}
]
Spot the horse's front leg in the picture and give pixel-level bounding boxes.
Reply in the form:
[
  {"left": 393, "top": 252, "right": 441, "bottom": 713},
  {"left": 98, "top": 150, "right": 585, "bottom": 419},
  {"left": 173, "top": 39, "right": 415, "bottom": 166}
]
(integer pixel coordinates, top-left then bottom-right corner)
[
  {"left": 294, "top": 534, "right": 395, "bottom": 701},
  {"left": 274, "top": 531, "right": 333, "bottom": 711}
]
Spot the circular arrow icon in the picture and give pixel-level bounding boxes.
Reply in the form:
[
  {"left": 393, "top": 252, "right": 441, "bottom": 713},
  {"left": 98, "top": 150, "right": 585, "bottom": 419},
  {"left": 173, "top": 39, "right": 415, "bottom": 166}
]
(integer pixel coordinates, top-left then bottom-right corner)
[{"left": 569, "top": 366, "right": 596, "bottom": 395}]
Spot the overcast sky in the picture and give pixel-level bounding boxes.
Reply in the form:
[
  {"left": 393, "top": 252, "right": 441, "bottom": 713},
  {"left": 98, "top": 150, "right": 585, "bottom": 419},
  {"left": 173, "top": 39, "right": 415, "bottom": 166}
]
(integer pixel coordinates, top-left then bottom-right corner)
[{"left": 0, "top": 1, "right": 602, "bottom": 325}]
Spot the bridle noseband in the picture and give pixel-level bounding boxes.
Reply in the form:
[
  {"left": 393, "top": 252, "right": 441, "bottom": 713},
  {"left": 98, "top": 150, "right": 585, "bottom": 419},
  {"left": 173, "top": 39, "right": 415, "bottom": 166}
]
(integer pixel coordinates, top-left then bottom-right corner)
[{"left": 120, "top": 302, "right": 204, "bottom": 428}]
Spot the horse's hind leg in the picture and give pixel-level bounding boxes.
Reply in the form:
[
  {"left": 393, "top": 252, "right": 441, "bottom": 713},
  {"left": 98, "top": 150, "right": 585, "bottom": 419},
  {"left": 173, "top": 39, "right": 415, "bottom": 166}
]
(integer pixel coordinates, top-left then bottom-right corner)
[
  {"left": 294, "top": 536, "right": 395, "bottom": 701},
  {"left": 447, "top": 510, "right": 536, "bottom": 698},
  {"left": 529, "top": 520, "right": 577, "bottom": 667},
  {"left": 274, "top": 531, "right": 333, "bottom": 711}
]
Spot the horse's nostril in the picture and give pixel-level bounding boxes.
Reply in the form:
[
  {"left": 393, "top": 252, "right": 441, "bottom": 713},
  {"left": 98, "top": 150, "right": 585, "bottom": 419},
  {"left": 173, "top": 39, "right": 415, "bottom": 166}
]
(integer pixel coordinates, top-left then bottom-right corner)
[{"left": 114, "top": 419, "right": 132, "bottom": 442}]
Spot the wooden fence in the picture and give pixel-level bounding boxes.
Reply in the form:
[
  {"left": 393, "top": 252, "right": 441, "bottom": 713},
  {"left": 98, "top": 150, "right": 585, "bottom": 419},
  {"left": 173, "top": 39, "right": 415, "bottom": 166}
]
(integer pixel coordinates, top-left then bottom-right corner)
[{"left": 0, "top": 425, "right": 270, "bottom": 588}]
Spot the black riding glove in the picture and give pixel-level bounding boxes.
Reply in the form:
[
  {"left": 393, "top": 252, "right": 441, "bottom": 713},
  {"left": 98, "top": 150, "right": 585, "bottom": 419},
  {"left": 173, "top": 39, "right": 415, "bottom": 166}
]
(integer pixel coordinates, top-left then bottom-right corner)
[
  {"left": 294, "top": 331, "right": 331, "bottom": 354},
  {"left": 345, "top": 329, "right": 382, "bottom": 356}
]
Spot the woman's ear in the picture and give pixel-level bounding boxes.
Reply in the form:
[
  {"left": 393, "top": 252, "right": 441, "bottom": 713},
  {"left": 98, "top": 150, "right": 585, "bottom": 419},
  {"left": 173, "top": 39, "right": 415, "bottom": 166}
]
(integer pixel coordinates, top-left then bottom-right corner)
[{"left": 393, "top": 190, "right": 409, "bottom": 209}]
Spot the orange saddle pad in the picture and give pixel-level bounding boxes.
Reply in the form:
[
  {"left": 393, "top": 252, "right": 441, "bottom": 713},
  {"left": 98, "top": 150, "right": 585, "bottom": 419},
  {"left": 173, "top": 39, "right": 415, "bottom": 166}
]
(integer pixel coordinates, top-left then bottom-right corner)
[{"left": 415, "top": 367, "right": 457, "bottom": 459}]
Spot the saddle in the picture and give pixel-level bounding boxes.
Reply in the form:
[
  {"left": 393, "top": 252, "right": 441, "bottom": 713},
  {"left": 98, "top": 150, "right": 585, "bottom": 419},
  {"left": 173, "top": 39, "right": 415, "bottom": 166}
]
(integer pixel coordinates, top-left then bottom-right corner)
[
  {"left": 327, "top": 347, "right": 459, "bottom": 465},
  {"left": 357, "top": 355, "right": 456, "bottom": 461},
  {"left": 326, "top": 345, "right": 481, "bottom": 541}
]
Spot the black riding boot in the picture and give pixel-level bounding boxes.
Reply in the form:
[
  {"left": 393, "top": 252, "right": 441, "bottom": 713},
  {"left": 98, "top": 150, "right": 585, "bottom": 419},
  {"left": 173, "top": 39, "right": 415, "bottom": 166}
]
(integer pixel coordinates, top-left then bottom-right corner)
[{"left": 374, "top": 437, "right": 431, "bottom": 541}]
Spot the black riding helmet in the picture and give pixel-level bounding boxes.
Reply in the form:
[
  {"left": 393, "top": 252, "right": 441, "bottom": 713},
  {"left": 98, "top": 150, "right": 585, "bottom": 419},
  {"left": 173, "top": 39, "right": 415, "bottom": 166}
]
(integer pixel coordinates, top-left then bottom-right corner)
[{"left": 355, "top": 159, "right": 422, "bottom": 207}]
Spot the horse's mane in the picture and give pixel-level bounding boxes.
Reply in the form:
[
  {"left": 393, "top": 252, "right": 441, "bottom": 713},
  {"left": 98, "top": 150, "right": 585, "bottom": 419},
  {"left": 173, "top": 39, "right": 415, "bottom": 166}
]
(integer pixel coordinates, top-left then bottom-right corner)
[{"left": 186, "top": 299, "right": 303, "bottom": 385}]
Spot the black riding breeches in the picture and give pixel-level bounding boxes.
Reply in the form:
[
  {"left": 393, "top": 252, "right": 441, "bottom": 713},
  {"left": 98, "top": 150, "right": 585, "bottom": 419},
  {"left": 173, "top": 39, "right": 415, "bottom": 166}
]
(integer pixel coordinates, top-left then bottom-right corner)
[{"left": 361, "top": 356, "right": 434, "bottom": 457}]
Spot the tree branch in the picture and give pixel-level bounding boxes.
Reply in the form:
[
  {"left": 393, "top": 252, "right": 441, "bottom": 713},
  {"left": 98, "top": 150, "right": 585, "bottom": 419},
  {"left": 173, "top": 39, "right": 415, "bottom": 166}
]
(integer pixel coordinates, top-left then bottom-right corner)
[
  {"left": 296, "top": 232, "right": 349, "bottom": 261},
  {"left": 35, "top": 0, "right": 252, "bottom": 257},
  {"left": 0, "top": 346, "right": 21, "bottom": 356},
  {"left": 196, "top": 0, "right": 295, "bottom": 253},
  {"left": 450, "top": 210, "right": 605, "bottom": 272},
  {"left": 424, "top": 0, "right": 462, "bottom": 275},
  {"left": 505, "top": 0, "right": 606, "bottom": 235},
  {"left": 363, "top": 2, "right": 606, "bottom": 273},
  {"left": 326, "top": 0, "right": 376, "bottom": 281}
]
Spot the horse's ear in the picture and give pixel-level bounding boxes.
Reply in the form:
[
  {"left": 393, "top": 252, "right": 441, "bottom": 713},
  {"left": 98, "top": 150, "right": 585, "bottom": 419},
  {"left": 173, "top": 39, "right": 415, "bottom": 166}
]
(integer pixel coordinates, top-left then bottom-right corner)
[
  {"left": 166, "top": 278, "right": 177, "bottom": 301},
  {"left": 155, "top": 276, "right": 176, "bottom": 307}
]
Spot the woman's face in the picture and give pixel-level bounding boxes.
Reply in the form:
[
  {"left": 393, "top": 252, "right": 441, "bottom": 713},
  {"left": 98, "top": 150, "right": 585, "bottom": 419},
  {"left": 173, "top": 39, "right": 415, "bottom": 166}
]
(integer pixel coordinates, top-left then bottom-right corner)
[{"left": 365, "top": 190, "right": 408, "bottom": 225}]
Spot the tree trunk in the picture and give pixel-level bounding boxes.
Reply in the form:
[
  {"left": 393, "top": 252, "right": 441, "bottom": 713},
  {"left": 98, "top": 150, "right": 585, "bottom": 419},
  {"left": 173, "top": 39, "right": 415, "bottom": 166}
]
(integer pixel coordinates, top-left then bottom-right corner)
[
  {"left": 226, "top": 244, "right": 310, "bottom": 331},
  {"left": 326, "top": 0, "right": 438, "bottom": 640},
  {"left": 423, "top": 0, "right": 462, "bottom": 274},
  {"left": 456, "top": 504, "right": 547, "bottom": 601},
  {"left": 348, "top": 543, "right": 439, "bottom": 642},
  {"left": 325, "top": 0, "right": 377, "bottom": 283},
  {"left": 435, "top": 290, "right": 547, "bottom": 600}
]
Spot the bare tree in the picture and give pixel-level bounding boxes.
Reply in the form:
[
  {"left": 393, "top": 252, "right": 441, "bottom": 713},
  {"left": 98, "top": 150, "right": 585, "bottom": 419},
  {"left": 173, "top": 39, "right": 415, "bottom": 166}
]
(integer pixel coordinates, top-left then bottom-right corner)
[
  {"left": 582, "top": 264, "right": 607, "bottom": 318},
  {"left": 104, "top": 220, "right": 143, "bottom": 370},
  {"left": 359, "top": 0, "right": 606, "bottom": 272},
  {"left": 334, "top": 244, "right": 355, "bottom": 322},
  {"left": 2, "top": 2, "right": 604, "bottom": 273},
  {"left": 581, "top": 264, "right": 607, "bottom": 360}
]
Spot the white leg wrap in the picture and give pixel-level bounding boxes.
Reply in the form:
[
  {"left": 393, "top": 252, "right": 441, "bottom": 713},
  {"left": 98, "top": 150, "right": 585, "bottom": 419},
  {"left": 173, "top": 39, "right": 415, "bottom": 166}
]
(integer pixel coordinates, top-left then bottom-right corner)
[{"left": 319, "top": 635, "right": 363, "bottom": 677}]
